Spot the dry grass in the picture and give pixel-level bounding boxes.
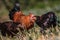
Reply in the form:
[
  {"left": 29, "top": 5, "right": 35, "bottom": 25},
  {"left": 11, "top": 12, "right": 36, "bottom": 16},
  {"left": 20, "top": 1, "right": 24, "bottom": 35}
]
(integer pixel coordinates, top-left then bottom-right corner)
[{"left": 0, "top": 26, "right": 60, "bottom": 40}]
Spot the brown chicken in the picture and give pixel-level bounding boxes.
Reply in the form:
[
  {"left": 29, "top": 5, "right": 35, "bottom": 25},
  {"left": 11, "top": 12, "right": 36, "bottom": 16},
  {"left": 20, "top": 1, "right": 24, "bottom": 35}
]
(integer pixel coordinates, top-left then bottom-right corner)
[{"left": 13, "top": 12, "right": 36, "bottom": 30}]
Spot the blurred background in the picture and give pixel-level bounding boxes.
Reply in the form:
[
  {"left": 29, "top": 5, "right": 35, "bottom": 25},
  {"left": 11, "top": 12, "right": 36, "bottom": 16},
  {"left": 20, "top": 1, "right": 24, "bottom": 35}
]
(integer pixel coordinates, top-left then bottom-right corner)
[
  {"left": 0, "top": 0, "right": 60, "bottom": 40},
  {"left": 0, "top": 0, "right": 60, "bottom": 22}
]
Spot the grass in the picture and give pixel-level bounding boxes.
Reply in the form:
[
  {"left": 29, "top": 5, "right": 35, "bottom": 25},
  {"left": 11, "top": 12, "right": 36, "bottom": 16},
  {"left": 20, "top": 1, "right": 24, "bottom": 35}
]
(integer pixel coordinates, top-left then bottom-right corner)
[
  {"left": 0, "top": 1, "right": 60, "bottom": 40},
  {"left": 0, "top": 26, "right": 60, "bottom": 40},
  {"left": 0, "top": 8, "right": 60, "bottom": 40},
  {"left": 0, "top": 12, "right": 60, "bottom": 40}
]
